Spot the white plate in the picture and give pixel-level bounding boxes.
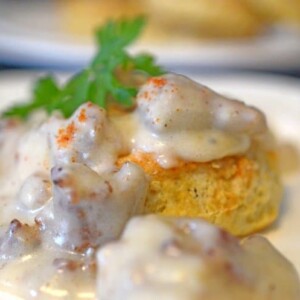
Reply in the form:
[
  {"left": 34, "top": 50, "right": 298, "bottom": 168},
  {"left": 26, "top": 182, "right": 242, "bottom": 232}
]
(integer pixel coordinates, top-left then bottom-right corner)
[
  {"left": 0, "top": 71, "right": 300, "bottom": 275},
  {"left": 1, "top": 0, "right": 300, "bottom": 70}
]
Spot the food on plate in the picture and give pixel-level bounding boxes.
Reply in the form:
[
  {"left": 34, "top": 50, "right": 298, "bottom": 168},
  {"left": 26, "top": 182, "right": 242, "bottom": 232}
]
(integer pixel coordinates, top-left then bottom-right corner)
[
  {"left": 117, "top": 73, "right": 282, "bottom": 236},
  {"left": 244, "top": 0, "right": 300, "bottom": 27},
  {"left": 97, "top": 215, "right": 300, "bottom": 300},
  {"left": 2, "top": 18, "right": 282, "bottom": 237},
  {"left": 58, "top": 0, "right": 300, "bottom": 42},
  {"left": 0, "top": 104, "right": 148, "bottom": 299},
  {"left": 0, "top": 17, "right": 290, "bottom": 299},
  {"left": 0, "top": 102, "right": 148, "bottom": 249},
  {"left": 59, "top": 0, "right": 143, "bottom": 39},
  {"left": 140, "top": 0, "right": 263, "bottom": 39},
  {"left": 59, "top": 0, "right": 264, "bottom": 40},
  {"left": 0, "top": 18, "right": 157, "bottom": 298}
]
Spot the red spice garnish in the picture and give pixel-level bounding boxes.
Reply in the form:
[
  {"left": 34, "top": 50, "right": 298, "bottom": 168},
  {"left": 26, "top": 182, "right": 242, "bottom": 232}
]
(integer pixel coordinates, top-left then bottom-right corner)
[
  {"left": 78, "top": 108, "right": 87, "bottom": 122},
  {"left": 148, "top": 77, "right": 167, "bottom": 88},
  {"left": 56, "top": 122, "right": 76, "bottom": 148}
]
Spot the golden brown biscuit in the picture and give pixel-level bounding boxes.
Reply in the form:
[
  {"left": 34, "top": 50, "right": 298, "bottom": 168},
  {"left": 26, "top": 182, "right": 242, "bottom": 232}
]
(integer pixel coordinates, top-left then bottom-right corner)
[
  {"left": 58, "top": 0, "right": 264, "bottom": 41},
  {"left": 118, "top": 142, "right": 282, "bottom": 236},
  {"left": 140, "top": 0, "right": 263, "bottom": 38},
  {"left": 244, "top": 0, "right": 300, "bottom": 26},
  {"left": 58, "top": 0, "right": 143, "bottom": 39}
]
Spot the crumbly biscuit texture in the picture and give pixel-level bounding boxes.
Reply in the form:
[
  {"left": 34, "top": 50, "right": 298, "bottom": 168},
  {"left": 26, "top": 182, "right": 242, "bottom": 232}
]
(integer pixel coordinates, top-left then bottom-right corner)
[{"left": 118, "top": 144, "right": 282, "bottom": 236}]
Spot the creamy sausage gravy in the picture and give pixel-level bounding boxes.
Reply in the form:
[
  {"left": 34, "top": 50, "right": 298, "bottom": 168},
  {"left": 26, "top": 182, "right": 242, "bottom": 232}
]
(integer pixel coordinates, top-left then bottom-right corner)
[
  {"left": 0, "top": 74, "right": 298, "bottom": 299},
  {"left": 98, "top": 215, "right": 300, "bottom": 300}
]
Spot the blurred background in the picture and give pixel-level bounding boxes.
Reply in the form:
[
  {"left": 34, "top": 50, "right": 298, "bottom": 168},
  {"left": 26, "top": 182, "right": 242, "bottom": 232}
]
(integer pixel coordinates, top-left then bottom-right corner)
[{"left": 0, "top": 0, "right": 300, "bottom": 76}]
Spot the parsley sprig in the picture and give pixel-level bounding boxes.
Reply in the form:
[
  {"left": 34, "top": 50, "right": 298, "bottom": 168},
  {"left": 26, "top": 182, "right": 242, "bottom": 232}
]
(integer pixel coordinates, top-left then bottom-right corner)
[{"left": 3, "top": 16, "right": 165, "bottom": 119}]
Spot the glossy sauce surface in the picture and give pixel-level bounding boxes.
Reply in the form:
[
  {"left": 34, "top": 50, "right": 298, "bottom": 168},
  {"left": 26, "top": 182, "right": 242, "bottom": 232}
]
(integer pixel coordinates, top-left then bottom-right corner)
[
  {"left": 0, "top": 74, "right": 292, "bottom": 299},
  {"left": 98, "top": 216, "right": 300, "bottom": 300}
]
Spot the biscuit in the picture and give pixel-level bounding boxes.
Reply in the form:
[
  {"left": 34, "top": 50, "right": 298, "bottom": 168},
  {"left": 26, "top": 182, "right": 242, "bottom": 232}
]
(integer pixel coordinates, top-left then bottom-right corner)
[{"left": 118, "top": 143, "right": 282, "bottom": 236}]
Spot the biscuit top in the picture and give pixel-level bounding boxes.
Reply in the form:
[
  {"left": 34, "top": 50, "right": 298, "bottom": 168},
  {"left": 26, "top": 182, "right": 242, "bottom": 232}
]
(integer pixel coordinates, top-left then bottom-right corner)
[
  {"left": 128, "top": 73, "right": 267, "bottom": 168},
  {"left": 97, "top": 215, "right": 300, "bottom": 300}
]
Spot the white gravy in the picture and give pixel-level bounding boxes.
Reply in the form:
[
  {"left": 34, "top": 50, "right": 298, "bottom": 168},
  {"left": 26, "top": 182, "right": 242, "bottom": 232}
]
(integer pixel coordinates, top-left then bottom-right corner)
[
  {"left": 98, "top": 215, "right": 300, "bottom": 300},
  {"left": 0, "top": 74, "right": 296, "bottom": 299}
]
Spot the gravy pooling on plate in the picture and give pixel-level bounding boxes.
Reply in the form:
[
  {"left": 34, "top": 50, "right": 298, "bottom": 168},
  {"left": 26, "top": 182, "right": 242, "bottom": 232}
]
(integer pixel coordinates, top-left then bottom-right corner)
[{"left": 98, "top": 215, "right": 300, "bottom": 300}]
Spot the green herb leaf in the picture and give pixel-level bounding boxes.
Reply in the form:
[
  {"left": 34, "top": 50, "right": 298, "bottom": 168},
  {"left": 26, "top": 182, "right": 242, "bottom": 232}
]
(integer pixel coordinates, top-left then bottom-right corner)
[
  {"left": 132, "top": 53, "right": 164, "bottom": 76},
  {"left": 3, "top": 16, "right": 166, "bottom": 119},
  {"left": 3, "top": 75, "right": 60, "bottom": 118}
]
